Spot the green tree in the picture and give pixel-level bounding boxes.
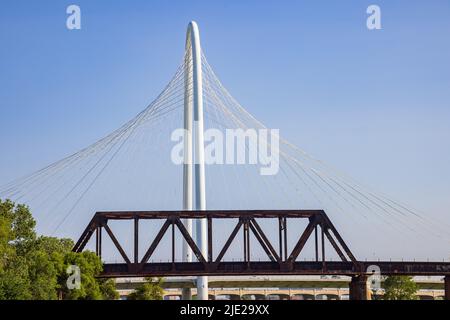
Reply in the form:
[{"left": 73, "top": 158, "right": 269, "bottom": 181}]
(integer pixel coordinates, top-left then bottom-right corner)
[
  {"left": 0, "top": 199, "right": 119, "bottom": 300},
  {"left": 26, "top": 249, "right": 59, "bottom": 299},
  {"left": 0, "top": 199, "right": 35, "bottom": 299},
  {"left": 0, "top": 256, "right": 31, "bottom": 300},
  {"left": 0, "top": 199, "right": 68, "bottom": 299},
  {"left": 61, "top": 251, "right": 103, "bottom": 300},
  {"left": 58, "top": 251, "right": 119, "bottom": 300},
  {"left": 0, "top": 213, "right": 12, "bottom": 272},
  {"left": 0, "top": 199, "right": 35, "bottom": 267},
  {"left": 383, "top": 276, "right": 418, "bottom": 300},
  {"left": 127, "top": 278, "right": 164, "bottom": 300},
  {"left": 99, "top": 278, "right": 120, "bottom": 300}
]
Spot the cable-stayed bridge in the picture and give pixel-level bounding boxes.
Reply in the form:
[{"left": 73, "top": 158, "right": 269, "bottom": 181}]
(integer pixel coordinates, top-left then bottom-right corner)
[{"left": 1, "top": 22, "right": 449, "bottom": 300}]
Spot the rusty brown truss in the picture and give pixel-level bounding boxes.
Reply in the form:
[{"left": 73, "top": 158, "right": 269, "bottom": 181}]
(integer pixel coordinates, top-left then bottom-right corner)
[{"left": 73, "top": 210, "right": 450, "bottom": 277}]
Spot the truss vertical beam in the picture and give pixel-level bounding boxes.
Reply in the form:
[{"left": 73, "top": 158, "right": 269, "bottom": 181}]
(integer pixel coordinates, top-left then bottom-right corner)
[
  {"left": 207, "top": 216, "right": 213, "bottom": 262},
  {"left": 315, "top": 225, "right": 319, "bottom": 262},
  {"left": 283, "top": 217, "right": 288, "bottom": 261},
  {"left": 96, "top": 227, "right": 99, "bottom": 256},
  {"left": 134, "top": 217, "right": 139, "bottom": 264},
  {"left": 98, "top": 227, "right": 102, "bottom": 258},
  {"left": 172, "top": 221, "right": 175, "bottom": 265},
  {"left": 278, "top": 217, "right": 283, "bottom": 260},
  {"left": 321, "top": 223, "right": 326, "bottom": 268}
]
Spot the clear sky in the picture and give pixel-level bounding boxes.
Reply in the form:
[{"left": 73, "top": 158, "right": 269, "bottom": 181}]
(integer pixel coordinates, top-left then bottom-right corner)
[{"left": 1, "top": 1, "right": 449, "bottom": 259}]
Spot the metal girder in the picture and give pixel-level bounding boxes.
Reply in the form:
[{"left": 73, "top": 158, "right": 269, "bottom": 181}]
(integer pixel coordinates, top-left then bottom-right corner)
[
  {"left": 73, "top": 209, "right": 450, "bottom": 280},
  {"left": 99, "top": 261, "right": 450, "bottom": 277},
  {"left": 88, "top": 209, "right": 325, "bottom": 220}
]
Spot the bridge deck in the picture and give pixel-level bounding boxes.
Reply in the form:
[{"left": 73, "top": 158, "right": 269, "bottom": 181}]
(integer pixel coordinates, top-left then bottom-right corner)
[{"left": 101, "top": 261, "right": 450, "bottom": 277}]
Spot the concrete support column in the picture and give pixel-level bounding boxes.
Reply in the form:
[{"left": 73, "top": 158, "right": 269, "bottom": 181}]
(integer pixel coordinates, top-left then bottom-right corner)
[
  {"left": 445, "top": 275, "right": 450, "bottom": 300},
  {"left": 349, "top": 275, "right": 370, "bottom": 300}
]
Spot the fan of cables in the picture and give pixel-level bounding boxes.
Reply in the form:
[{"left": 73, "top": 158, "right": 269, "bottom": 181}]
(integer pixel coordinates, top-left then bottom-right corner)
[{"left": 1, "top": 46, "right": 448, "bottom": 260}]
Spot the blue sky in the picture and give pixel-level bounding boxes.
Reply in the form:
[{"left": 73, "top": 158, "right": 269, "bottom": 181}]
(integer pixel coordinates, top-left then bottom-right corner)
[{"left": 1, "top": 1, "right": 450, "bottom": 258}]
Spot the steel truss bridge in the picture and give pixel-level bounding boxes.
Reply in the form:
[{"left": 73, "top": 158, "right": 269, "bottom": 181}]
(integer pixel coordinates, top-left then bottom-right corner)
[{"left": 73, "top": 209, "right": 450, "bottom": 300}]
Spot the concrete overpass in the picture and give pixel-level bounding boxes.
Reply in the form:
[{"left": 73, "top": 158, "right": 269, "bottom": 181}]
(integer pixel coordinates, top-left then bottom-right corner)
[{"left": 115, "top": 275, "right": 447, "bottom": 300}]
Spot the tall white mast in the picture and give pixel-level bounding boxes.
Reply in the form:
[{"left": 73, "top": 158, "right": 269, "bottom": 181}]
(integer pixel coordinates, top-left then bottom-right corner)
[
  {"left": 183, "top": 21, "right": 208, "bottom": 300},
  {"left": 181, "top": 21, "right": 194, "bottom": 300}
]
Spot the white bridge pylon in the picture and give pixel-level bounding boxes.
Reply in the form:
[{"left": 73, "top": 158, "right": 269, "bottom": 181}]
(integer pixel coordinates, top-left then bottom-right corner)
[{"left": 182, "top": 21, "right": 208, "bottom": 300}]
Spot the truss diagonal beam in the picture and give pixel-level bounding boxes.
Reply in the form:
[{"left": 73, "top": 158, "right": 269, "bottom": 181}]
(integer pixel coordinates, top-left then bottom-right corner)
[
  {"left": 214, "top": 219, "right": 243, "bottom": 263},
  {"left": 287, "top": 219, "right": 317, "bottom": 263},
  {"left": 322, "top": 215, "right": 357, "bottom": 263},
  {"left": 174, "top": 218, "right": 207, "bottom": 264},
  {"left": 323, "top": 228, "right": 348, "bottom": 262},
  {"left": 73, "top": 215, "right": 98, "bottom": 253},
  {"left": 140, "top": 219, "right": 172, "bottom": 264},
  {"left": 249, "top": 219, "right": 280, "bottom": 262},
  {"left": 103, "top": 224, "right": 131, "bottom": 265}
]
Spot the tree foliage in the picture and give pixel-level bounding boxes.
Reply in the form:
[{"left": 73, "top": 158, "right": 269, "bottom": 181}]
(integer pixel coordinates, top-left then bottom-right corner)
[
  {"left": 0, "top": 199, "right": 119, "bottom": 300},
  {"left": 383, "top": 275, "right": 418, "bottom": 300},
  {"left": 127, "top": 278, "right": 164, "bottom": 300}
]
